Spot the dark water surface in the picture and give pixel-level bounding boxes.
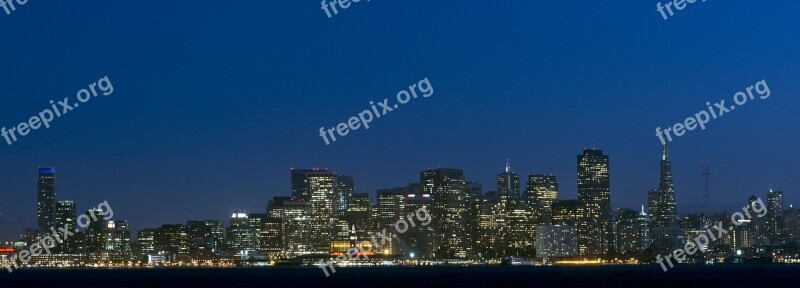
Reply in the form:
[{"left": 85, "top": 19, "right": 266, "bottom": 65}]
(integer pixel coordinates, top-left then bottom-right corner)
[{"left": 1, "top": 265, "right": 797, "bottom": 287}]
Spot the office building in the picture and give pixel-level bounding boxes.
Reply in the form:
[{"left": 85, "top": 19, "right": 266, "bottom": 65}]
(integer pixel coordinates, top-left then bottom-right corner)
[
  {"left": 536, "top": 225, "right": 578, "bottom": 258},
  {"left": 577, "top": 149, "right": 610, "bottom": 255},
  {"left": 37, "top": 167, "right": 57, "bottom": 231}
]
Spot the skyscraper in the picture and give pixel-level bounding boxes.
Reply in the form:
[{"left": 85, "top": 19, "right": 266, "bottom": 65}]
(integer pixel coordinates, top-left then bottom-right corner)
[
  {"left": 376, "top": 186, "right": 412, "bottom": 231},
  {"left": 766, "top": 190, "right": 785, "bottom": 243},
  {"left": 650, "top": 145, "right": 677, "bottom": 228},
  {"left": 137, "top": 229, "right": 156, "bottom": 260},
  {"left": 226, "top": 210, "right": 253, "bottom": 253},
  {"left": 290, "top": 168, "right": 316, "bottom": 202},
  {"left": 616, "top": 207, "right": 651, "bottom": 254},
  {"left": 289, "top": 168, "right": 339, "bottom": 253},
  {"left": 37, "top": 167, "right": 57, "bottom": 231},
  {"left": 402, "top": 186, "right": 434, "bottom": 258},
  {"left": 84, "top": 209, "right": 108, "bottom": 256},
  {"left": 577, "top": 149, "right": 610, "bottom": 255},
  {"left": 423, "top": 168, "right": 469, "bottom": 259},
  {"left": 497, "top": 161, "right": 520, "bottom": 213},
  {"left": 526, "top": 174, "right": 559, "bottom": 224},
  {"left": 154, "top": 224, "right": 189, "bottom": 261},
  {"left": 186, "top": 220, "right": 221, "bottom": 260},
  {"left": 55, "top": 200, "right": 77, "bottom": 253},
  {"left": 648, "top": 145, "right": 683, "bottom": 252},
  {"left": 345, "top": 193, "right": 371, "bottom": 238},
  {"left": 305, "top": 170, "right": 336, "bottom": 253},
  {"left": 109, "top": 220, "right": 133, "bottom": 262},
  {"left": 334, "top": 175, "right": 354, "bottom": 217},
  {"left": 55, "top": 200, "right": 76, "bottom": 226}
]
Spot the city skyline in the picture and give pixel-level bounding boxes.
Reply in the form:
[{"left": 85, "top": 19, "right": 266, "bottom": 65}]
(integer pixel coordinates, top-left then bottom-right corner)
[
  {"left": 2, "top": 146, "right": 794, "bottom": 271},
  {"left": 1, "top": 145, "right": 794, "bottom": 242},
  {"left": 3, "top": 146, "right": 788, "bottom": 243}
]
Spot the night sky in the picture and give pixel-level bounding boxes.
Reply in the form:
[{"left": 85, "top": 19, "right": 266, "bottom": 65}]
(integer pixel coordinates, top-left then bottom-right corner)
[{"left": 1, "top": 0, "right": 798, "bottom": 241}]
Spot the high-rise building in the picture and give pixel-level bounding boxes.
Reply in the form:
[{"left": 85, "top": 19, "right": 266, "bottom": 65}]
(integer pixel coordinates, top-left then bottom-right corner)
[
  {"left": 647, "top": 145, "right": 683, "bottom": 252},
  {"left": 526, "top": 174, "right": 559, "bottom": 224},
  {"left": 291, "top": 168, "right": 316, "bottom": 202},
  {"left": 305, "top": 170, "right": 337, "bottom": 253},
  {"left": 281, "top": 200, "right": 311, "bottom": 254},
  {"left": 55, "top": 200, "right": 76, "bottom": 229},
  {"left": 746, "top": 195, "right": 768, "bottom": 247},
  {"left": 186, "top": 220, "right": 224, "bottom": 260},
  {"left": 248, "top": 213, "right": 267, "bottom": 251},
  {"left": 266, "top": 196, "right": 290, "bottom": 251},
  {"left": 226, "top": 210, "right": 253, "bottom": 253},
  {"left": 616, "top": 207, "right": 651, "bottom": 254},
  {"left": 402, "top": 187, "right": 434, "bottom": 258},
  {"left": 422, "top": 168, "right": 469, "bottom": 259},
  {"left": 552, "top": 200, "right": 585, "bottom": 226},
  {"left": 137, "top": 229, "right": 156, "bottom": 260},
  {"left": 766, "top": 190, "right": 785, "bottom": 243},
  {"left": 109, "top": 220, "right": 132, "bottom": 262},
  {"left": 37, "top": 167, "right": 57, "bottom": 231},
  {"left": 334, "top": 175, "right": 354, "bottom": 217},
  {"left": 552, "top": 199, "right": 586, "bottom": 254},
  {"left": 376, "top": 186, "right": 411, "bottom": 231},
  {"left": 345, "top": 193, "right": 371, "bottom": 238},
  {"left": 85, "top": 209, "right": 108, "bottom": 256},
  {"left": 577, "top": 149, "right": 610, "bottom": 255},
  {"left": 291, "top": 169, "right": 339, "bottom": 253},
  {"left": 650, "top": 145, "right": 678, "bottom": 228},
  {"left": 261, "top": 217, "right": 283, "bottom": 253},
  {"left": 55, "top": 200, "right": 77, "bottom": 253},
  {"left": 785, "top": 206, "right": 800, "bottom": 245},
  {"left": 154, "top": 224, "right": 189, "bottom": 260},
  {"left": 680, "top": 214, "right": 709, "bottom": 252},
  {"left": 472, "top": 193, "right": 503, "bottom": 259},
  {"left": 497, "top": 161, "right": 520, "bottom": 213},
  {"left": 536, "top": 225, "right": 578, "bottom": 258}
]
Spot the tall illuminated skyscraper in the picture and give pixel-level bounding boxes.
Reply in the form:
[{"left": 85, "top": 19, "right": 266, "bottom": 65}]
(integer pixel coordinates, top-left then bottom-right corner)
[
  {"left": 578, "top": 149, "right": 611, "bottom": 222},
  {"left": 766, "top": 190, "right": 785, "bottom": 243},
  {"left": 55, "top": 200, "right": 77, "bottom": 253},
  {"left": 290, "top": 168, "right": 338, "bottom": 253},
  {"left": 497, "top": 161, "right": 520, "bottom": 213},
  {"left": 650, "top": 145, "right": 677, "bottom": 228},
  {"left": 526, "top": 174, "right": 559, "bottom": 224},
  {"left": 37, "top": 167, "right": 57, "bottom": 231},
  {"left": 306, "top": 170, "right": 336, "bottom": 253},
  {"left": 423, "top": 168, "right": 469, "bottom": 259},
  {"left": 577, "top": 149, "right": 610, "bottom": 255}
]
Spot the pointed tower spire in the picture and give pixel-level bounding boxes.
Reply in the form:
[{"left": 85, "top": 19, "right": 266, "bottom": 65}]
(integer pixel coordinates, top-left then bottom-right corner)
[
  {"left": 662, "top": 143, "right": 669, "bottom": 161},
  {"left": 505, "top": 159, "right": 510, "bottom": 173}
]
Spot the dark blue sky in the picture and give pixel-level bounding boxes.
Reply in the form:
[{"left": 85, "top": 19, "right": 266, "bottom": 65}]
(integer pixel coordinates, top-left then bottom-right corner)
[{"left": 1, "top": 0, "right": 798, "bottom": 240}]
